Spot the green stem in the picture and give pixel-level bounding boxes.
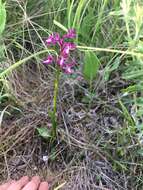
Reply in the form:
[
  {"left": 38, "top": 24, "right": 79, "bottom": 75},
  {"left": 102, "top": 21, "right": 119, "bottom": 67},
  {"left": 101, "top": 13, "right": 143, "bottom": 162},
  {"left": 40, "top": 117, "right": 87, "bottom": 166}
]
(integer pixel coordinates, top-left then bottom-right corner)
[
  {"left": 87, "top": 79, "right": 93, "bottom": 110},
  {"left": 51, "top": 67, "right": 60, "bottom": 140}
]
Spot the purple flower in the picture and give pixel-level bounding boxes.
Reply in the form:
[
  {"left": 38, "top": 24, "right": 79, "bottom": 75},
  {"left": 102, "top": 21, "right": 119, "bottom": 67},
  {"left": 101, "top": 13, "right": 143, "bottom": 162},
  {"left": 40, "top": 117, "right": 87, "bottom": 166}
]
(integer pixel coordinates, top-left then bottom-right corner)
[
  {"left": 43, "top": 55, "right": 54, "bottom": 64},
  {"left": 46, "top": 35, "right": 53, "bottom": 45},
  {"left": 46, "top": 33, "right": 60, "bottom": 45},
  {"left": 63, "top": 29, "right": 76, "bottom": 39},
  {"left": 64, "top": 42, "right": 76, "bottom": 50},
  {"left": 64, "top": 64, "right": 75, "bottom": 74},
  {"left": 61, "top": 59, "right": 76, "bottom": 74},
  {"left": 62, "top": 45, "right": 70, "bottom": 57},
  {"left": 62, "top": 42, "right": 76, "bottom": 57},
  {"left": 58, "top": 38, "right": 64, "bottom": 47},
  {"left": 64, "top": 66, "right": 73, "bottom": 74},
  {"left": 53, "top": 33, "right": 60, "bottom": 44},
  {"left": 57, "top": 56, "right": 65, "bottom": 67},
  {"left": 68, "top": 59, "right": 76, "bottom": 67}
]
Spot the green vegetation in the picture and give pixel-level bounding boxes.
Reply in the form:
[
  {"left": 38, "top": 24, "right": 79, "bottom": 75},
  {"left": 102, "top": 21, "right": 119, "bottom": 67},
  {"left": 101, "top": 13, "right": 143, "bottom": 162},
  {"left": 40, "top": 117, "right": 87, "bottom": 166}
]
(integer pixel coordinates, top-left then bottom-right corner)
[{"left": 0, "top": 0, "right": 143, "bottom": 189}]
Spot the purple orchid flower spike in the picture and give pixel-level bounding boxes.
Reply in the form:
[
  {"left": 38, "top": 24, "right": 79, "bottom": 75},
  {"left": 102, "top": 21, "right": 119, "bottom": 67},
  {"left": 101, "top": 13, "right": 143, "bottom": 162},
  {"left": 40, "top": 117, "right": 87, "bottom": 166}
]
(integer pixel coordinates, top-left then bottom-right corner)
[
  {"left": 63, "top": 29, "right": 76, "bottom": 39},
  {"left": 43, "top": 29, "right": 77, "bottom": 75},
  {"left": 42, "top": 29, "right": 77, "bottom": 141},
  {"left": 43, "top": 55, "right": 54, "bottom": 64}
]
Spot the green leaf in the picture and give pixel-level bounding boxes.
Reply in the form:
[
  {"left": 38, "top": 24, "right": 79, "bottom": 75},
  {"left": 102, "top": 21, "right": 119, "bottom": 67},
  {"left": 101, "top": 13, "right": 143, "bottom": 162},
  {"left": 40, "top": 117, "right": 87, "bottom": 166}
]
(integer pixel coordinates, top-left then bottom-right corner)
[
  {"left": 79, "top": 10, "right": 94, "bottom": 41},
  {"left": 81, "top": 92, "right": 96, "bottom": 104},
  {"left": 104, "top": 57, "right": 120, "bottom": 81},
  {"left": 72, "top": 0, "right": 86, "bottom": 29},
  {"left": 123, "top": 70, "right": 143, "bottom": 80},
  {"left": 37, "top": 127, "right": 51, "bottom": 139},
  {"left": 0, "top": 0, "right": 6, "bottom": 35},
  {"left": 53, "top": 20, "right": 68, "bottom": 32},
  {"left": 137, "top": 149, "right": 143, "bottom": 156},
  {"left": 136, "top": 124, "right": 143, "bottom": 130},
  {"left": 0, "top": 93, "right": 11, "bottom": 101},
  {"left": 122, "top": 83, "right": 143, "bottom": 94},
  {"left": 136, "top": 40, "right": 143, "bottom": 53},
  {"left": 119, "top": 99, "right": 135, "bottom": 127},
  {"left": 83, "top": 51, "right": 100, "bottom": 81}
]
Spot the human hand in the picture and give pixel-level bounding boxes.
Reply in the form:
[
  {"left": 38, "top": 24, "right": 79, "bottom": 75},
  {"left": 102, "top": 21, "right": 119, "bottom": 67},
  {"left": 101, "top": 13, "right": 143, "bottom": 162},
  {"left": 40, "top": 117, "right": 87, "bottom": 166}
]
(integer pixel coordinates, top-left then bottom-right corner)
[{"left": 0, "top": 176, "right": 49, "bottom": 190}]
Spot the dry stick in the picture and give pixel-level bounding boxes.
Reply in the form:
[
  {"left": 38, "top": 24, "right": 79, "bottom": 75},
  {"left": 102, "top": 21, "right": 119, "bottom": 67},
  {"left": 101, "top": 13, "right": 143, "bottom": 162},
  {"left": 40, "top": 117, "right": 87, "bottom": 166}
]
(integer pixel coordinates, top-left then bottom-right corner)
[
  {"left": 77, "top": 45, "right": 143, "bottom": 57},
  {"left": 0, "top": 49, "right": 53, "bottom": 78},
  {"left": 94, "top": 186, "right": 110, "bottom": 190},
  {"left": 54, "top": 182, "right": 67, "bottom": 190}
]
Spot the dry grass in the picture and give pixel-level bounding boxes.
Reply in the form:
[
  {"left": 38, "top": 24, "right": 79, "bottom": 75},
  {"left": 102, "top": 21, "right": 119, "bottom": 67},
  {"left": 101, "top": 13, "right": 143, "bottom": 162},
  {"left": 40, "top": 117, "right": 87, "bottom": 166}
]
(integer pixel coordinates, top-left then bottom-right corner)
[{"left": 0, "top": 62, "right": 137, "bottom": 189}]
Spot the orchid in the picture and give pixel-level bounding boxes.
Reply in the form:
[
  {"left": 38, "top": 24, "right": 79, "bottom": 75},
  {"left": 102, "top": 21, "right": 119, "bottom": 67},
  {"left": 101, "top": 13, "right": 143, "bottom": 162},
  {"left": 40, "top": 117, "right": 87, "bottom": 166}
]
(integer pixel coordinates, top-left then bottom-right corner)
[
  {"left": 63, "top": 29, "right": 76, "bottom": 39},
  {"left": 64, "top": 66, "right": 73, "bottom": 74},
  {"left": 46, "top": 32, "right": 60, "bottom": 45},
  {"left": 43, "top": 29, "right": 77, "bottom": 140},
  {"left": 43, "top": 55, "right": 54, "bottom": 64},
  {"left": 44, "top": 29, "right": 76, "bottom": 74},
  {"left": 57, "top": 56, "right": 65, "bottom": 67}
]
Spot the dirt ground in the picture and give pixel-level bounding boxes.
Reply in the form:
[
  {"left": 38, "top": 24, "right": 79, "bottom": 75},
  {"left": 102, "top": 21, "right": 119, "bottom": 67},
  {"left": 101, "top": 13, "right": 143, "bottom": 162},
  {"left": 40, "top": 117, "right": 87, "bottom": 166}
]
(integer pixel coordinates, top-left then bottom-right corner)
[{"left": 1, "top": 64, "right": 134, "bottom": 190}]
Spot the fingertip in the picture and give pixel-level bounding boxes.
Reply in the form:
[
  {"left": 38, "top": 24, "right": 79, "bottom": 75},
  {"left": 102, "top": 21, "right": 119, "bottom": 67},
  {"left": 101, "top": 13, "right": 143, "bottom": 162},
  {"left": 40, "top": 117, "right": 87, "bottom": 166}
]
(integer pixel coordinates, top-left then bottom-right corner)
[
  {"left": 22, "top": 176, "right": 41, "bottom": 190},
  {"left": 10, "top": 180, "right": 16, "bottom": 183},
  {"left": 5, "top": 176, "right": 29, "bottom": 190},
  {"left": 0, "top": 180, "right": 15, "bottom": 189},
  {"left": 20, "top": 176, "right": 29, "bottom": 181},
  {"left": 17, "top": 176, "right": 29, "bottom": 185},
  {"left": 39, "top": 182, "right": 49, "bottom": 190},
  {"left": 31, "top": 176, "right": 41, "bottom": 184},
  {"left": 9, "top": 180, "right": 16, "bottom": 185}
]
